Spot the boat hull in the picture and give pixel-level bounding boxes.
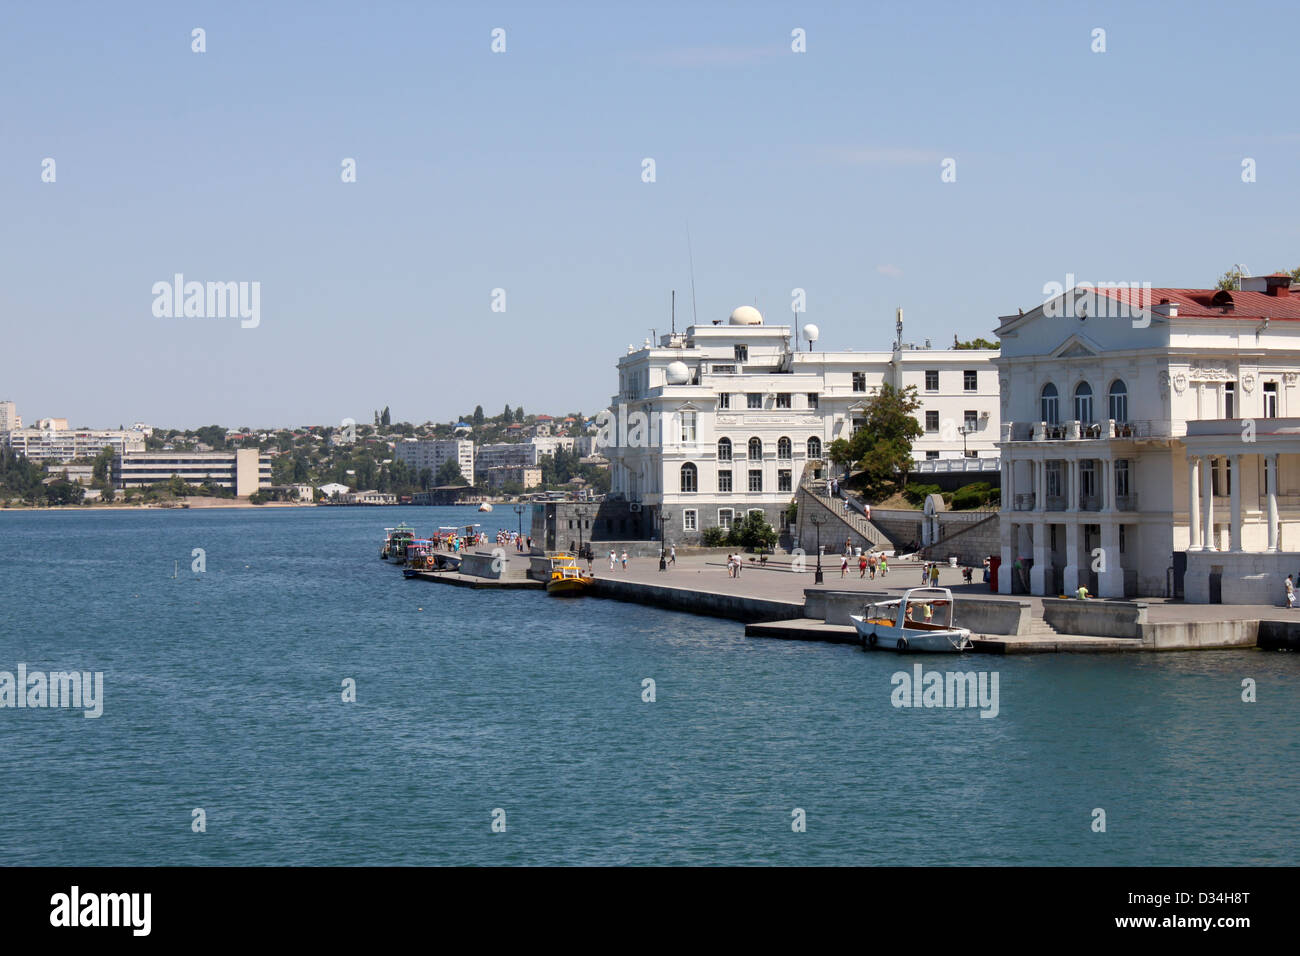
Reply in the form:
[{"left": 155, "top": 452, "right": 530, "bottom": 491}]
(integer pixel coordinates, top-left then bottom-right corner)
[
  {"left": 546, "top": 579, "right": 591, "bottom": 596},
  {"left": 851, "top": 615, "right": 972, "bottom": 652}
]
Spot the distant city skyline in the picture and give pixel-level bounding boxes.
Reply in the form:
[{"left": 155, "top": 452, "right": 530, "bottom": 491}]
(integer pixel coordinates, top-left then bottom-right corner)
[{"left": 4, "top": 1, "right": 1297, "bottom": 428}]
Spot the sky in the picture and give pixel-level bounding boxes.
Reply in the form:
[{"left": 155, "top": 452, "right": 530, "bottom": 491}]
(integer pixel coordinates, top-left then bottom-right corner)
[{"left": 3, "top": 0, "right": 1297, "bottom": 430}]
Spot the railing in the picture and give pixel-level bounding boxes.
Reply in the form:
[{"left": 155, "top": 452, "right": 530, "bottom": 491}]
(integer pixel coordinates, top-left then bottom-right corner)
[
  {"left": 1079, "top": 495, "right": 1102, "bottom": 512},
  {"left": 1046, "top": 495, "right": 1066, "bottom": 511},
  {"left": 1013, "top": 493, "right": 1035, "bottom": 511},
  {"left": 1004, "top": 419, "right": 1174, "bottom": 442},
  {"left": 911, "top": 457, "right": 1001, "bottom": 474},
  {"left": 1116, "top": 493, "right": 1139, "bottom": 511}
]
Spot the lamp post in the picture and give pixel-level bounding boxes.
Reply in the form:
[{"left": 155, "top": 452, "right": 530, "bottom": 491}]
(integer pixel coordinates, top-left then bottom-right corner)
[
  {"left": 574, "top": 505, "right": 589, "bottom": 553},
  {"left": 809, "top": 514, "right": 825, "bottom": 584},
  {"left": 513, "top": 503, "right": 526, "bottom": 549}
]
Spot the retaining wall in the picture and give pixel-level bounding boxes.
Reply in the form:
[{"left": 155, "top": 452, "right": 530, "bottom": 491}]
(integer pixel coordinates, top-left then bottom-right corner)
[
  {"left": 588, "top": 578, "right": 804, "bottom": 623},
  {"left": 803, "top": 589, "right": 1031, "bottom": 634},
  {"left": 1042, "top": 598, "right": 1147, "bottom": 638}
]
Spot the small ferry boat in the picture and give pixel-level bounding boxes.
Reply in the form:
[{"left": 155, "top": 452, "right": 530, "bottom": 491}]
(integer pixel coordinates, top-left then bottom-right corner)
[
  {"left": 401, "top": 539, "right": 434, "bottom": 578},
  {"left": 380, "top": 524, "right": 415, "bottom": 561},
  {"left": 850, "top": 587, "right": 972, "bottom": 652},
  {"left": 546, "top": 553, "right": 593, "bottom": 596}
]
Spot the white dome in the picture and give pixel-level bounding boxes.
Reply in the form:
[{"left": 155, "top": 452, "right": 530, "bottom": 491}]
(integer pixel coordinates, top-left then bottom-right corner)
[
  {"left": 802, "top": 323, "right": 820, "bottom": 343},
  {"left": 665, "top": 361, "right": 690, "bottom": 385},
  {"left": 729, "top": 306, "right": 763, "bottom": 326}
]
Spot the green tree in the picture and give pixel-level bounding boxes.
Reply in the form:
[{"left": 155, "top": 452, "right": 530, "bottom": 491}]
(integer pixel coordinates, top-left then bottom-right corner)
[
  {"left": 91, "top": 445, "right": 115, "bottom": 485},
  {"left": 729, "top": 511, "right": 777, "bottom": 551},
  {"left": 954, "top": 337, "right": 1000, "bottom": 350},
  {"left": 435, "top": 459, "right": 466, "bottom": 486},
  {"left": 502, "top": 404, "right": 512, "bottom": 422},
  {"left": 515, "top": 406, "right": 525, "bottom": 422},
  {"left": 473, "top": 405, "right": 485, "bottom": 426},
  {"left": 381, "top": 407, "right": 391, "bottom": 427},
  {"left": 843, "top": 384, "right": 924, "bottom": 498}
]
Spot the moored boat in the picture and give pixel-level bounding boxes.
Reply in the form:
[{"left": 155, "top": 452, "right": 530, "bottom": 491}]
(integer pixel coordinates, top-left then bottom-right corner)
[
  {"left": 546, "top": 553, "right": 593, "bottom": 596},
  {"left": 380, "top": 523, "right": 416, "bottom": 561},
  {"left": 850, "top": 587, "right": 972, "bottom": 652},
  {"left": 401, "top": 539, "right": 434, "bottom": 577}
]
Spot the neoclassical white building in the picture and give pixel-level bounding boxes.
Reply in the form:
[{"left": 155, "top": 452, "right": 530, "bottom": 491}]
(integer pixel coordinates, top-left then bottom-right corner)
[
  {"left": 995, "top": 274, "right": 1300, "bottom": 602},
  {"left": 603, "top": 306, "right": 1000, "bottom": 544}
]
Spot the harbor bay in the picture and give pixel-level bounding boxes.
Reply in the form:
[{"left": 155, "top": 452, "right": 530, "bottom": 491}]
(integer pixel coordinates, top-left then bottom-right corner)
[{"left": 1, "top": 505, "right": 1295, "bottom": 866}]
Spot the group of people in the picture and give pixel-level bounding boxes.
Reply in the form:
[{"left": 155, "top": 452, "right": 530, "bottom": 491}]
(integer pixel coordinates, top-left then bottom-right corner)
[
  {"left": 495, "top": 530, "right": 531, "bottom": 553},
  {"left": 726, "top": 553, "right": 747, "bottom": 577},
  {"left": 657, "top": 546, "right": 677, "bottom": 571},
  {"left": 608, "top": 549, "right": 630, "bottom": 571},
  {"left": 839, "top": 551, "right": 888, "bottom": 579}
]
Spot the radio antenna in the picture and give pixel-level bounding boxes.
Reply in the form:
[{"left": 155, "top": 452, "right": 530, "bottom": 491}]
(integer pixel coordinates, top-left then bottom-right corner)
[{"left": 686, "top": 225, "right": 699, "bottom": 325}]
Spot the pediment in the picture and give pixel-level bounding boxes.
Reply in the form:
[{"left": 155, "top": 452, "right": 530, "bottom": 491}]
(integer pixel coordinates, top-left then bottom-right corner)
[{"left": 1050, "top": 334, "right": 1103, "bottom": 359}]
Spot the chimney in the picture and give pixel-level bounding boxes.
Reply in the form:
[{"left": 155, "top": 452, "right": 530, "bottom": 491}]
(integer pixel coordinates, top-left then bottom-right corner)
[
  {"left": 1153, "top": 298, "right": 1178, "bottom": 318},
  {"left": 1240, "top": 274, "right": 1293, "bottom": 297}
]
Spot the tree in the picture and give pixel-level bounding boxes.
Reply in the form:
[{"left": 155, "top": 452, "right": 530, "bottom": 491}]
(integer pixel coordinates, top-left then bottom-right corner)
[
  {"left": 954, "top": 337, "right": 999, "bottom": 350},
  {"left": 91, "top": 445, "right": 115, "bottom": 485},
  {"left": 515, "top": 406, "right": 525, "bottom": 422},
  {"left": 729, "top": 511, "right": 777, "bottom": 551},
  {"left": 473, "top": 405, "right": 485, "bottom": 426},
  {"left": 503, "top": 404, "right": 512, "bottom": 422},
  {"left": 435, "top": 459, "right": 466, "bottom": 486},
  {"left": 381, "top": 407, "right": 391, "bottom": 427},
  {"left": 843, "top": 384, "right": 924, "bottom": 498}
]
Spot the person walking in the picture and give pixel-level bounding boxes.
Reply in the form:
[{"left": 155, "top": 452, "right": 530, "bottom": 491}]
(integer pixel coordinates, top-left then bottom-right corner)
[
  {"left": 921, "top": 562, "right": 929, "bottom": 585},
  {"left": 982, "top": 557, "right": 991, "bottom": 585},
  {"left": 734, "top": 555, "right": 742, "bottom": 578},
  {"left": 930, "top": 563, "right": 940, "bottom": 587},
  {"left": 669, "top": 545, "right": 676, "bottom": 566},
  {"left": 858, "top": 554, "right": 868, "bottom": 578},
  {"left": 1286, "top": 575, "right": 1296, "bottom": 609},
  {"left": 879, "top": 554, "right": 888, "bottom": 577},
  {"left": 621, "top": 550, "right": 629, "bottom": 570},
  {"left": 840, "top": 553, "right": 849, "bottom": 578},
  {"left": 868, "top": 554, "right": 877, "bottom": 580},
  {"left": 609, "top": 549, "right": 616, "bottom": 571}
]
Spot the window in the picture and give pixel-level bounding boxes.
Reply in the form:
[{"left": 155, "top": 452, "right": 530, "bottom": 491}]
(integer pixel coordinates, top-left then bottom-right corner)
[
  {"left": 1041, "top": 383, "right": 1060, "bottom": 424},
  {"left": 747, "top": 393, "right": 762, "bottom": 409},
  {"left": 926, "top": 450, "right": 939, "bottom": 460},
  {"left": 1265, "top": 382, "right": 1278, "bottom": 418},
  {"left": 1108, "top": 380, "right": 1128, "bottom": 424},
  {"left": 679, "top": 411, "right": 697, "bottom": 444},
  {"left": 777, "top": 437, "right": 792, "bottom": 459},
  {"left": 1079, "top": 460, "right": 1096, "bottom": 499},
  {"left": 718, "top": 470, "right": 732, "bottom": 492},
  {"left": 1046, "top": 461, "right": 1062, "bottom": 497},
  {"left": 712, "top": 365, "right": 736, "bottom": 375},
  {"left": 852, "top": 372, "right": 866, "bottom": 392},
  {"left": 807, "top": 436, "right": 822, "bottom": 458},
  {"left": 964, "top": 369, "right": 978, "bottom": 391},
  {"left": 718, "top": 392, "right": 730, "bottom": 409},
  {"left": 717, "top": 437, "right": 732, "bottom": 461},
  {"left": 925, "top": 370, "right": 939, "bottom": 391},
  {"left": 1224, "top": 381, "right": 1235, "bottom": 419},
  {"left": 683, "top": 509, "right": 697, "bottom": 531},
  {"left": 925, "top": 411, "right": 940, "bottom": 433},
  {"left": 680, "top": 462, "right": 697, "bottom": 493},
  {"left": 1073, "top": 382, "right": 1094, "bottom": 423},
  {"left": 778, "top": 469, "right": 792, "bottom": 492},
  {"left": 748, "top": 470, "right": 762, "bottom": 492},
  {"left": 776, "top": 393, "right": 791, "bottom": 409},
  {"left": 748, "top": 437, "right": 762, "bottom": 460},
  {"left": 807, "top": 393, "right": 819, "bottom": 409},
  {"left": 963, "top": 410, "right": 979, "bottom": 431},
  {"left": 1115, "top": 459, "right": 1130, "bottom": 498},
  {"left": 718, "top": 508, "right": 734, "bottom": 529},
  {"left": 734, "top": 345, "right": 748, "bottom": 363}
]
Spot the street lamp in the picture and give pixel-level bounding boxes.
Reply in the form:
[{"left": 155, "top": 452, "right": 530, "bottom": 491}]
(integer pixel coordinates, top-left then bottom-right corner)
[
  {"left": 512, "top": 503, "right": 526, "bottom": 540},
  {"left": 809, "top": 514, "right": 825, "bottom": 584},
  {"left": 574, "top": 505, "right": 589, "bottom": 554}
]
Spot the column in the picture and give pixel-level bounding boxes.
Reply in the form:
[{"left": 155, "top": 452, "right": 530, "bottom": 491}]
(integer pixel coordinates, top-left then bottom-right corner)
[
  {"left": 1202, "top": 455, "right": 1216, "bottom": 551},
  {"left": 1229, "top": 454, "right": 1242, "bottom": 552},
  {"left": 1188, "top": 457, "right": 1202, "bottom": 550},
  {"left": 1001, "top": 455, "right": 1012, "bottom": 511},
  {"left": 1099, "top": 521, "right": 1125, "bottom": 598},
  {"left": 1063, "top": 521, "right": 1081, "bottom": 594},
  {"left": 999, "top": 519, "right": 1014, "bottom": 594},
  {"left": 1102, "top": 458, "right": 1114, "bottom": 512},
  {"left": 1035, "top": 459, "right": 1045, "bottom": 512},
  {"left": 1067, "top": 458, "right": 1078, "bottom": 512},
  {"left": 1030, "top": 520, "right": 1050, "bottom": 595},
  {"left": 1267, "top": 454, "right": 1279, "bottom": 552}
]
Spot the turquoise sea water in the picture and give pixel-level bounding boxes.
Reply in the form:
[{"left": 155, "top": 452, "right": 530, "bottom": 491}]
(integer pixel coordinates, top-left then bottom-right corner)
[{"left": 0, "top": 505, "right": 1296, "bottom": 866}]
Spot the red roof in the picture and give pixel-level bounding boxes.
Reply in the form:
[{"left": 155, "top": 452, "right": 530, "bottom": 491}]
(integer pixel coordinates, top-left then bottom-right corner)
[{"left": 1091, "top": 285, "right": 1300, "bottom": 320}]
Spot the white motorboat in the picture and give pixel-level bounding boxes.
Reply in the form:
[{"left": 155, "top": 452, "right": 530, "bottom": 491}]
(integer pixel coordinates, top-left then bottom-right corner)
[
  {"left": 850, "top": 587, "right": 972, "bottom": 652},
  {"left": 478, "top": 501, "right": 493, "bottom": 512}
]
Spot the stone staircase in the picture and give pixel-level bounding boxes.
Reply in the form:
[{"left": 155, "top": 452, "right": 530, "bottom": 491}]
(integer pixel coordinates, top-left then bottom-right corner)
[
  {"left": 1019, "top": 618, "right": 1064, "bottom": 640},
  {"left": 798, "top": 467, "right": 894, "bottom": 552}
]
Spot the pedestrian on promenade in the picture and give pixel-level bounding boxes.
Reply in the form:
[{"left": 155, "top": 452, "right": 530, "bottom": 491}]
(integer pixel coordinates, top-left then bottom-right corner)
[
  {"left": 840, "top": 553, "right": 849, "bottom": 578},
  {"left": 621, "top": 550, "right": 629, "bottom": 570},
  {"left": 879, "top": 555, "right": 888, "bottom": 577},
  {"left": 930, "top": 563, "right": 940, "bottom": 586},
  {"left": 609, "top": 549, "right": 616, "bottom": 571},
  {"left": 844, "top": 537, "right": 851, "bottom": 555},
  {"left": 586, "top": 549, "right": 594, "bottom": 575},
  {"left": 921, "top": 562, "right": 929, "bottom": 584},
  {"left": 1077, "top": 584, "right": 1090, "bottom": 600},
  {"left": 859, "top": 554, "right": 868, "bottom": 578},
  {"left": 868, "top": 554, "right": 877, "bottom": 579},
  {"left": 734, "top": 554, "right": 743, "bottom": 578},
  {"left": 1286, "top": 575, "right": 1296, "bottom": 608},
  {"left": 982, "top": 557, "right": 991, "bottom": 584},
  {"left": 669, "top": 545, "right": 676, "bottom": 566}
]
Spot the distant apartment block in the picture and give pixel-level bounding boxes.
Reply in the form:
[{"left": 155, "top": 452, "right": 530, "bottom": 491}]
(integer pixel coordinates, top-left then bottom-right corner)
[
  {"left": 474, "top": 437, "right": 576, "bottom": 481},
  {"left": 482, "top": 465, "right": 542, "bottom": 490},
  {"left": 6, "top": 426, "right": 147, "bottom": 463},
  {"left": 0, "top": 400, "right": 20, "bottom": 433},
  {"left": 393, "top": 438, "right": 474, "bottom": 480},
  {"left": 113, "top": 448, "right": 271, "bottom": 497}
]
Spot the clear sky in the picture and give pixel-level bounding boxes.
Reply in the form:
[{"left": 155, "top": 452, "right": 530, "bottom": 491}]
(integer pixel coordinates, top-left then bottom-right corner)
[{"left": 3, "top": 0, "right": 1296, "bottom": 429}]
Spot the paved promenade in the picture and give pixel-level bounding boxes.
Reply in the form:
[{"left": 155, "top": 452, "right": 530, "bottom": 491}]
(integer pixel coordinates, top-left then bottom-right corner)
[{"left": 577, "top": 552, "right": 1292, "bottom": 626}]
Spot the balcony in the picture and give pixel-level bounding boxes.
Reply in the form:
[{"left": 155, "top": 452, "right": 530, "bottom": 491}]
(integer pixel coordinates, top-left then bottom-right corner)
[
  {"left": 1046, "top": 495, "right": 1066, "bottom": 511},
  {"left": 1079, "top": 495, "right": 1102, "bottom": 512},
  {"left": 1116, "top": 493, "right": 1139, "bottom": 512},
  {"left": 1013, "top": 493, "right": 1035, "bottom": 511},
  {"left": 1003, "top": 419, "right": 1173, "bottom": 442}
]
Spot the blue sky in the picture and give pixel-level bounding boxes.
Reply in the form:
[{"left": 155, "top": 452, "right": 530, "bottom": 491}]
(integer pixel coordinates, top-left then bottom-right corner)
[{"left": 3, "top": 0, "right": 1296, "bottom": 429}]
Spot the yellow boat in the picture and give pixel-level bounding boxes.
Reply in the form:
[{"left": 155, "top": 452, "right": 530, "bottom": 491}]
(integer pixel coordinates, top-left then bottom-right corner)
[{"left": 546, "top": 553, "right": 593, "bottom": 596}]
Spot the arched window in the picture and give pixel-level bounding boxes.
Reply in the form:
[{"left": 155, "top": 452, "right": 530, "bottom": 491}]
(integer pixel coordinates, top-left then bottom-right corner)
[
  {"left": 680, "top": 462, "right": 697, "bottom": 493},
  {"left": 748, "top": 437, "right": 763, "bottom": 460},
  {"left": 777, "top": 437, "right": 792, "bottom": 460},
  {"left": 807, "top": 436, "right": 822, "bottom": 459},
  {"left": 1073, "top": 382, "right": 1094, "bottom": 423},
  {"left": 1040, "top": 383, "right": 1059, "bottom": 424},
  {"left": 1108, "top": 380, "right": 1128, "bottom": 423},
  {"left": 717, "top": 437, "right": 732, "bottom": 461}
]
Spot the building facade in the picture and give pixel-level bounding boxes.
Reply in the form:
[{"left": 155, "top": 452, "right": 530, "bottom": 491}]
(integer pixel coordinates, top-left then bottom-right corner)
[
  {"left": 393, "top": 439, "right": 474, "bottom": 481},
  {"left": 602, "top": 306, "right": 1000, "bottom": 545},
  {"left": 114, "top": 448, "right": 271, "bottom": 497},
  {"left": 0, "top": 401, "right": 20, "bottom": 433},
  {"left": 6, "top": 426, "right": 146, "bottom": 463},
  {"left": 995, "top": 274, "right": 1300, "bottom": 602},
  {"left": 473, "top": 437, "right": 576, "bottom": 482}
]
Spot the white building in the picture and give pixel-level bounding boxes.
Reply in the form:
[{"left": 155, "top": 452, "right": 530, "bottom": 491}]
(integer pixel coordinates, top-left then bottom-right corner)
[
  {"left": 474, "top": 437, "right": 577, "bottom": 481},
  {"left": 603, "top": 305, "right": 1000, "bottom": 544},
  {"left": 0, "top": 401, "right": 20, "bottom": 433},
  {"left": 7, "top": 425, "right": 147, "bottom": 463},
  {"left": 318, "top": 482, "right": 351, "bottom": 499},
  {"left": 393, "top": 438, "right": 474, "bottom": 481},
  {"left": 113, "top": 448, "right": 271, "bottom": 497},
  {"left": 995, "top": 274, "right": 1300, "bottom": 602}
]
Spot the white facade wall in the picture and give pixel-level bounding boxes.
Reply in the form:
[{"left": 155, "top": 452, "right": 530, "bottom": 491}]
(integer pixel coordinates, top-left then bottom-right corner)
[{"left": 394, "top": 439, "right": 474, "bottom": 480}]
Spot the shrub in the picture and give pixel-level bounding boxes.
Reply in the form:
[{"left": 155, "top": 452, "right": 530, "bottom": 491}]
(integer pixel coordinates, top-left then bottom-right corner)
[
  {"left": 701, "top": 526, "right": 730, "bottom": 547},
  {"left": 903, "top": 482, "right": 941, "bottom": 507}
]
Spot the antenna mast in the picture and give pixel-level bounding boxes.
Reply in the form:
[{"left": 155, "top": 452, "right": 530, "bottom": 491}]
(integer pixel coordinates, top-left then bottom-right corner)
[
  {"left": 671, "top": 289, "right": 676, "bottom": 336},
  {"left": 687, "top": 226, "right": 699, "bottom": 325}
]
